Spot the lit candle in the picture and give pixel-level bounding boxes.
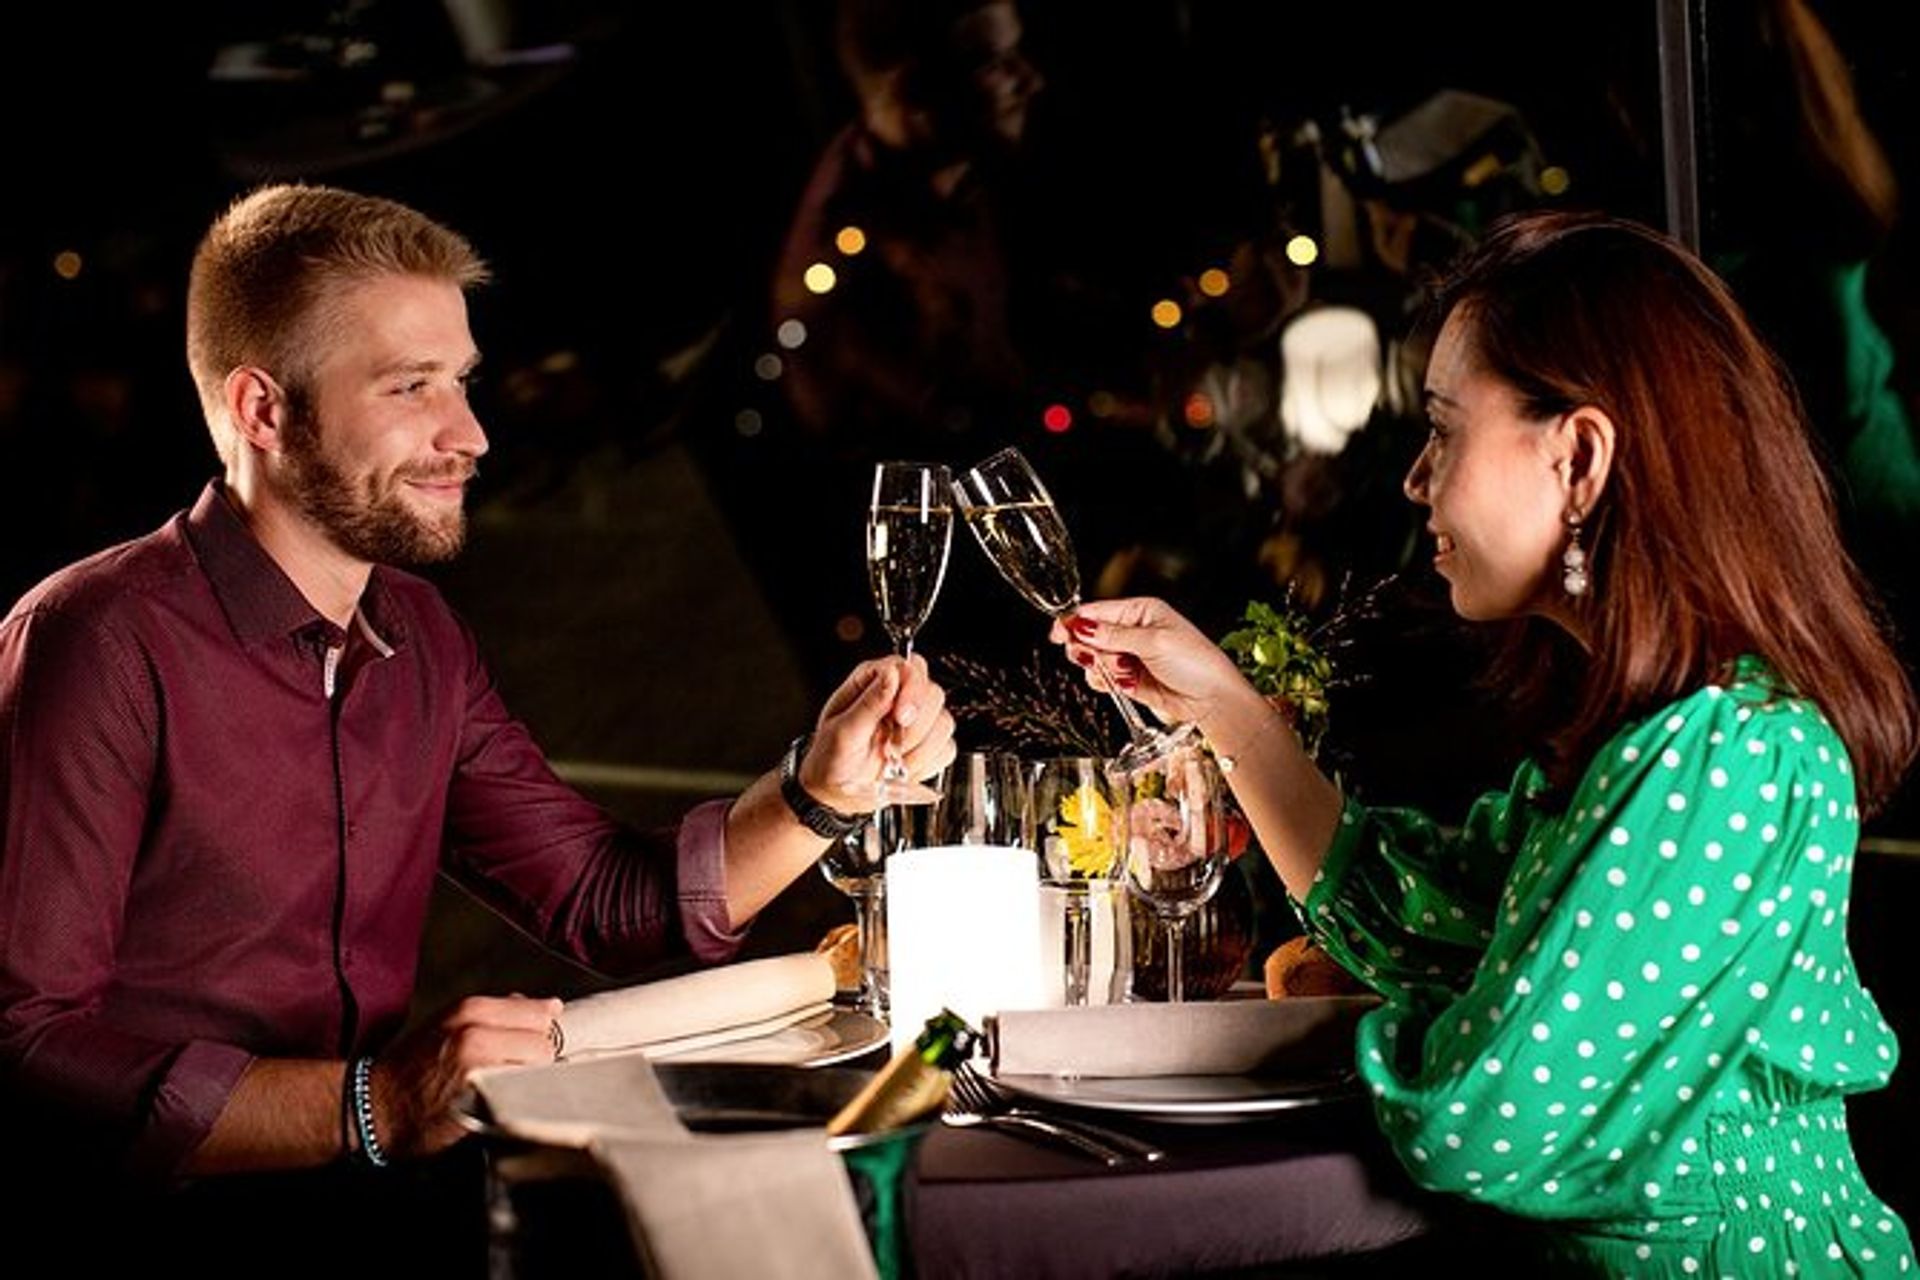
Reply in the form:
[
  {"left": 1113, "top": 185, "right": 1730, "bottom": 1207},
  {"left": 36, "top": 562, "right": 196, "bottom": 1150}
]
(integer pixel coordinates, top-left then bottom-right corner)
[{"left": 885, "top": 845, "right": 1044, "bottom": 1056}]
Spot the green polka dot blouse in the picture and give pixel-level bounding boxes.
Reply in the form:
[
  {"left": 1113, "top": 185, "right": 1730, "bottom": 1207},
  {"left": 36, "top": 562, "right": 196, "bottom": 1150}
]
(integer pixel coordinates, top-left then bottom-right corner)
[{"left": 1298, "top": 657, "right": 1912, "bottom": 1276}]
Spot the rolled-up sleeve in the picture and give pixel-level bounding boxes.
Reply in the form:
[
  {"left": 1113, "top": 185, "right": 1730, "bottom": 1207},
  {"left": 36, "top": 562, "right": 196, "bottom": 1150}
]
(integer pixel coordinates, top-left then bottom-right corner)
[{"left": 672, "top": 798, "right": 748, "bottom": 964}]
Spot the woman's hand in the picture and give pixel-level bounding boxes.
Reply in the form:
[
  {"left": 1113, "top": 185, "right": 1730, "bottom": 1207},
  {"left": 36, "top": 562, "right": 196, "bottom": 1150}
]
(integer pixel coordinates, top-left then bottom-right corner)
[{"left": 1049, "top": 597, "right": 1258, "bottom": 732}]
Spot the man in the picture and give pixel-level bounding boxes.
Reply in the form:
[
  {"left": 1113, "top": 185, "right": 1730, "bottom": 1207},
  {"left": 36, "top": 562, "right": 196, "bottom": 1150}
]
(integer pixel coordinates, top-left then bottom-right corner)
[{"left": 0, "top": 185, "right": 953, "bottom": 1201}]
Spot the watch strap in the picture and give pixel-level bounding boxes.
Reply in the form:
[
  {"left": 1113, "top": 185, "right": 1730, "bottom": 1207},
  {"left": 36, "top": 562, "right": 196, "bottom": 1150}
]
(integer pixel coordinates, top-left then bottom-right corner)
[{"left": 779, "top": 733, "right": 866, "bottom": 839}]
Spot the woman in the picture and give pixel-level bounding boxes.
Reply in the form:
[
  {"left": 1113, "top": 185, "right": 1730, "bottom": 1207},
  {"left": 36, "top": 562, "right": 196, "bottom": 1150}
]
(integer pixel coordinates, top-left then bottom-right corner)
[{"left": 1057, "top": 211, "right": 1916, "bottom": 1276}]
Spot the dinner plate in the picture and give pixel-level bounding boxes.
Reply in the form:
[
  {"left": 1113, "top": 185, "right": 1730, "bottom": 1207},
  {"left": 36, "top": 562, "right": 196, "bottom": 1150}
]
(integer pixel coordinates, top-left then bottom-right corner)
[
  {"left": 989, "top": 1067, "right": 1360, "bottom": 1121},
  {"left": 649, "top": 1006, "right": 888, "bottom": 1069}
]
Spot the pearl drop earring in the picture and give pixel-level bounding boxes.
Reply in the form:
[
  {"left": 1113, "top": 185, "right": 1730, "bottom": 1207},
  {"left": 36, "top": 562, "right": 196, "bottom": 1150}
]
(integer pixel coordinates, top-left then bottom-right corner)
[{"left": 1562, "top": 512, "right": 1589, "bottom": 597}]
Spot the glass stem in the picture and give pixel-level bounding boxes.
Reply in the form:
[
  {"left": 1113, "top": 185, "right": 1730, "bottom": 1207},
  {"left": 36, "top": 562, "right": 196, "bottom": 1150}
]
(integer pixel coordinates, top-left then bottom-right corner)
[
  {"left": 880, "top": 637, "right": 914, "bottom": 784},
  {"left": 1062, "top": 614, "right": 1152, "bottom": 744},
  {"left": 854, "top": 883, "right": 887, "bottom": 1018},
  {"left": 1164, "top": 916, "right": 1186, "bottom": 1004},
  {"left": 1064, "top": 889, "right": 1091, "bottom": 1006}
]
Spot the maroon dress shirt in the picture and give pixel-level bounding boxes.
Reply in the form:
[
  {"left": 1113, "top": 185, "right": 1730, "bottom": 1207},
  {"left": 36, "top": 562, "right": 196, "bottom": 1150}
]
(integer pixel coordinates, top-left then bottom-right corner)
[{"left": 0, "top": 482, "right": 742, "bottom": 1178}]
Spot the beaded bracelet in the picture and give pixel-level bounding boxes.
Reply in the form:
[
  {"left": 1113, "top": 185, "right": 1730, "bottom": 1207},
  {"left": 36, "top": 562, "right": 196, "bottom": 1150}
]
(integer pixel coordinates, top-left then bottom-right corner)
[{"left": 349, "top": 1055, "right": 390, "bottom": 1168}]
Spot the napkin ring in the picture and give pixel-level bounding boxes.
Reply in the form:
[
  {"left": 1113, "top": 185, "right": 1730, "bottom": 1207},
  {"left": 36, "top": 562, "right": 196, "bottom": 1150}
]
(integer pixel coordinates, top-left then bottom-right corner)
[{"left": 547, "top": 1019, "right": 566, "bottom": 1060}]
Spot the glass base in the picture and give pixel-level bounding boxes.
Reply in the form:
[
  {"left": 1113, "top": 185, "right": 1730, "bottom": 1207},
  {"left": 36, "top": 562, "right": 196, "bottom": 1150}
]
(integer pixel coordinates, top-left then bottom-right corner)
[
  {"left": 874, "top": 777, "right": 941, "bottom": 805},
  {"left": 1109, "top": 719, "right": 1203, "bottom": 774}
]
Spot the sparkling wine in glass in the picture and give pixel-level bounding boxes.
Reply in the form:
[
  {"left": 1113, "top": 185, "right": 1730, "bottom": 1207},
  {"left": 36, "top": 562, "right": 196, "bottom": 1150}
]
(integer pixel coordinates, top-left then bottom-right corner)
[
  {"left": 952, "top": 447, "right": 1200, "bottom": 772},
  {"left": 867, "top": 461, "right": 953, "bottom": 804},
  {"left": 820, "top": 820, "right": 887, "bottom": 1017},
  {"left": 1111, "top": 741, "right": 1230, "bottom": 1003}
]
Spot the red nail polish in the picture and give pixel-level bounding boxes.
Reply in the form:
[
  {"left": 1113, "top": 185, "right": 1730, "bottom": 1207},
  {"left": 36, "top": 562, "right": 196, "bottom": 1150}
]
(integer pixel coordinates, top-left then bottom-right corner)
[{"left": 1066, "top": 617, "right": 1097, "bottom": 638}]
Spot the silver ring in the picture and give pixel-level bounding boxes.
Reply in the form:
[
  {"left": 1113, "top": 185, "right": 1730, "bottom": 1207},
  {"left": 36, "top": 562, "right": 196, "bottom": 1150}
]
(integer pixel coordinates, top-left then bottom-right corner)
[{"left": 547, "top": 1018, "right": 566, "bottom": 1060}]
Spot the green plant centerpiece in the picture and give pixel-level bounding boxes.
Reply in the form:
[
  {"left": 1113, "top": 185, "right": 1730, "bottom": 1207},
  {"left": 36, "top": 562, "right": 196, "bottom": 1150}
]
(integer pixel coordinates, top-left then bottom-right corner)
[{"left": 1218, "top": 598, "right": 1335, "bottom": 757}]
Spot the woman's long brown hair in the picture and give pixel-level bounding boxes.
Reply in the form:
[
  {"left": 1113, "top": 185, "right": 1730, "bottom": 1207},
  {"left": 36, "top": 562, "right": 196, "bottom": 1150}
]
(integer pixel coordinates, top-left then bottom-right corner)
[{"left": 1435, "top": 211, "right": 1918, "bottom": 812}]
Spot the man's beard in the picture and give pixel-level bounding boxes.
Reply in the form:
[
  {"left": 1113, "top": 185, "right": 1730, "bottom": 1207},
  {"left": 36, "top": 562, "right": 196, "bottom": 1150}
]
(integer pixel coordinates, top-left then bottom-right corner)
[{"left": 280, "top": 413, "right": 473, "bottom": 566}]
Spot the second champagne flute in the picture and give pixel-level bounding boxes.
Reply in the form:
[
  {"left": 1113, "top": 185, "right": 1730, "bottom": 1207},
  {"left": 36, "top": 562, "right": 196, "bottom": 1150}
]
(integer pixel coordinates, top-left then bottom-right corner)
[
  {"left": 867, "top": 461, "right": 953, "bottom": 804},
  {"left": 951, "top": 447, "right": 1197, "bottom": 772}
]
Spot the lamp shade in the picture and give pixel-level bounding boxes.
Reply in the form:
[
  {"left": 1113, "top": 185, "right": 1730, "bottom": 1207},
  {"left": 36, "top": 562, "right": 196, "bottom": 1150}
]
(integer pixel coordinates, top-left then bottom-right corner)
[{"left": 1279, "top": 305, "right": 1382, "bottom": 454}]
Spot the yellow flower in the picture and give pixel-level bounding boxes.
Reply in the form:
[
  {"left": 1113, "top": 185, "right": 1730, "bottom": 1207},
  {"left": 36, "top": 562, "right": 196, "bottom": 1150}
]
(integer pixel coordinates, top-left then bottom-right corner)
[{"left": 1051, "top": 786, "right": 1116, "bottom": 878}]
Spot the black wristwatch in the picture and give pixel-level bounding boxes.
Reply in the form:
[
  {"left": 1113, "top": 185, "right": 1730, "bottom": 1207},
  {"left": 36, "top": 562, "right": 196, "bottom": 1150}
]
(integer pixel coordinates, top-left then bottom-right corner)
[{"left": 779, "top": 733, "right": 866, "bottom": 839}]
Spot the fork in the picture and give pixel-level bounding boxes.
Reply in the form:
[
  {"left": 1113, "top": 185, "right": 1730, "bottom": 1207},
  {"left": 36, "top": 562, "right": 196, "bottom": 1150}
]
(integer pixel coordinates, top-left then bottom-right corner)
[{"left": 946, "top": 1062, "right": 1166, "bottom": 1165}]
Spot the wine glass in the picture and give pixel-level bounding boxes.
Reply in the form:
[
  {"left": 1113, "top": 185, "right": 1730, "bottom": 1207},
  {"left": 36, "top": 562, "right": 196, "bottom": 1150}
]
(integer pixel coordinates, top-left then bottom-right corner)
[
  {"left": 1026, "top": 757, "right": 1128, "bottom": 1006},
  {"left": 951, "top": 447, "right": 1199, "bottom": 773},
  {"left": 820, "top": 820, "right": 888, "bottom": 1017},
  {"left": 1110, "top": 740, "right": 1230, "bottom": 1003},
  {"left": 867, "top": 461, "right": 954, "bottom": 804},
  {"left": 931, "top": 751, "right": 1027, "bottom": 848}
]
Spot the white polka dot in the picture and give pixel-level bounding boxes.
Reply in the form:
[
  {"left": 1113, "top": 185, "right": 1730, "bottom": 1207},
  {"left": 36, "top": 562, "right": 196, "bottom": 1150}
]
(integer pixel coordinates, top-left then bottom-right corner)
[
  {"left": 1665, "top": 714, "right": 1685, "bottom": 732},
  {"left": 1762, "top": 825, "right": 1779, "bottom": 844},
  {"left": 1532, "top": 1023, "right": 1551, "bottom": 1042},
  {"left": 1749, "top": 1237, "right": 1766, "bottom": 1253},
  {"left": 1705, "top": 842, "right": 1724, "bottom": 861},
  {"left": 1575, "top": 910, "right": 1594, "bottom": 928},
  {"left": 1750, "top": 982, "right": 1770, "bottom": 999},
  {"left": 1732, "top": 872, "right": 1753, "bottom": 892},
  {"left": 1563, "top": 992, "right": 1582, "bottom": 1011},
  {"left": 1662, "top": 748, "right": 1682, "bottom": 768},
  {"left": 1722, "top": 919, "right": 1742, "bottom": 937},
  {"left": 1730, "top": 813, "right": 1749, "bottom": 832},
  {"left": 1760, "top": 783, "right": 1778, "bottom": 801},
  {"left": 1642, "top": 962, "right": 1661, "bottom": 982},
  {"left": 1534, "top": 1066, "right": 1552, "bottom": 1084},
  {"left": 1618, "top": 1023, "right": 1637, "bottom": 1038},
  {"left": 1677, "top": 1085, "right": 1694, "bottom": 1101},
  {"left": 1609, "top": 828, "right": 1630, "bottom": 847},
  {"left": 1563, "top": 950, "right": 1582, "bottom": 971},
  {"left": 1616, "top": 911, "right": 1636, "bottom": 931},
  {"left": 1668, "top": 793, "right": 1687, "bottom": 812},
  {"left": 1485, "top": 1059, "right": 1503, "bottom": 1075},
  {"left": 1807, "top": 846, "right": 1827, "bottom": 864},
  {"left": 1710, "top": 768, "right": 1729, "bottom": 788},
  {"left": 1607, "top": 867, "right": 1628, "bottom": 887},
  {"left": 1621, "top": 747, "right": 1640, "bottom": 763},
  {"left": 1653, "top": 900, "right": 1673, "bottom": 920},
  {"left": 1688, "top": 886, "right": 1707, "bottom": 906},
  {"left": 1659, "top": 840, "right": 1679, "bottom": 859},
  {"left": 1543, "top": 1179, "right": 1559, "bottom": 1194},
  {"left": 1577, "top": 1041, "right": 1596, "bottom": 1058},
  {"left": 1748, "top": 739, "right": 1766, "bottom": 755}
]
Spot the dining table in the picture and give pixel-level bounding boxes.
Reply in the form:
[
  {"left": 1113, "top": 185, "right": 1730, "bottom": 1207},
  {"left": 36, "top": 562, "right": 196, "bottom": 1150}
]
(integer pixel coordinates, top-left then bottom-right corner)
[{"left": 480, "top": 1050, "right": 1452, "bottom": 1279}]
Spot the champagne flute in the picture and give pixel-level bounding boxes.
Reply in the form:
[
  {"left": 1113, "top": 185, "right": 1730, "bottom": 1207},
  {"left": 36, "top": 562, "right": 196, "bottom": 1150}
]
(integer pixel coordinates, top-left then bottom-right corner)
[
  {"left": 1026, "top": 757, "right": 1127, "bottom": 1006},
  {"left": 867, "top": 461, "right": 953, "bottom": 804},
  {"left": 819, "top": 820, "right": 888, "bottom": 1017},
  {"left": 951, "top": 447, "right": 1198, "bottom": 773},
  {"left": 1110, "top": 741, "right": 1229, "bottom": 1003}
]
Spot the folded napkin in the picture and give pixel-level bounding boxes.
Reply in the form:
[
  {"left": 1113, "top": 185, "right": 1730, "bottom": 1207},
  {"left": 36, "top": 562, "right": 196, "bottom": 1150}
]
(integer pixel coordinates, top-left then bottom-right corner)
[
  {"left": 473, "top": 1054, "right": 877, "bottom": 1280},
  {"left": 988, "top": 994, "right": 1378, "bottom": 1078},
  {"left": 597, "top": 1131, "right": 877, "bottom": 1280},
  {"left": 558, "top": 953, "right": 837, "bottom": 1062}
]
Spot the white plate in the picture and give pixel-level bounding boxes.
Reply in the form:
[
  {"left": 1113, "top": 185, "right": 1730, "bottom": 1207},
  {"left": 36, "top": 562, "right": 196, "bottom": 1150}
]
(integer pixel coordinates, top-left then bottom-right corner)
[
  {"left": 990, "top": 1068, "right": 1359, "bottom": 1120},
  {"left": 649, "top": 1007, "right": 889, "bottom": 1068}
]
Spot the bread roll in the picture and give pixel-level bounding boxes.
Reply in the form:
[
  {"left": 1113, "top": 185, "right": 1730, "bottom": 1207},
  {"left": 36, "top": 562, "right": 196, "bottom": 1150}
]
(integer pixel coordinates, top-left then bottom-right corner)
[
  {"left": 1263, "top": 935, "right": 1367, "bottom": 998},
  {"left": 816, "top": 922, "right": 861, "bottom": 992}
]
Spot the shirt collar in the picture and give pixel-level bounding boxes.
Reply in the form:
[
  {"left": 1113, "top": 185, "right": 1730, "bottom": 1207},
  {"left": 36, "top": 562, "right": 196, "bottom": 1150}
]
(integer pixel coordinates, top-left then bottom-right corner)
[{"left": 183, "top": 479, "right": 407, "bottom": 651}]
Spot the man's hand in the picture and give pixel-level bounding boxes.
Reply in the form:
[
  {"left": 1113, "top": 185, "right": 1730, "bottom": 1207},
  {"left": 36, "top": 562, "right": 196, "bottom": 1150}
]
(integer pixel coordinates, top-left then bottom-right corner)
[
  {"left": 372, "top": 994, "right": 561, "bottom": 1157},
  {"left": 801, "top": 653, "right": 956, "bottom": 814}
]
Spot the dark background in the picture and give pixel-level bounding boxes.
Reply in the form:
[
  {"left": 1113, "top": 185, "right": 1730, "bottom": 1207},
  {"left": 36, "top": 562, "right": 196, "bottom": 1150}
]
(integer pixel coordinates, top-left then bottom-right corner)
[{"left": 1, "top": 0, "right": 1914, "bottom": 1213}]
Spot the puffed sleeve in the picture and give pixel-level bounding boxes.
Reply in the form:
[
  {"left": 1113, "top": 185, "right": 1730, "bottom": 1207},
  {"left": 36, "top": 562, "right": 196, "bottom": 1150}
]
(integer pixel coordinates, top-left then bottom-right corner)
[
  {"left": 1301, "top": 671, "right": 1899, "bottom": 1225},
  {"left": 1293, "top": 760, "right": 1543, "bottom": 995}
]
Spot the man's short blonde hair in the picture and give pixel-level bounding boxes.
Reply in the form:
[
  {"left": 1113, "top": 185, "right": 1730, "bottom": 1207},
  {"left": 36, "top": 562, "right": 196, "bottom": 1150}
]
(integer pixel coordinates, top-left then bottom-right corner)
[{"left": 185, "top": 183, "right": 489, "bottom": 463}]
